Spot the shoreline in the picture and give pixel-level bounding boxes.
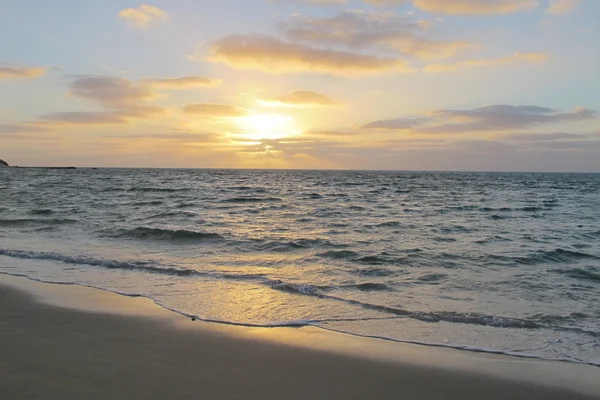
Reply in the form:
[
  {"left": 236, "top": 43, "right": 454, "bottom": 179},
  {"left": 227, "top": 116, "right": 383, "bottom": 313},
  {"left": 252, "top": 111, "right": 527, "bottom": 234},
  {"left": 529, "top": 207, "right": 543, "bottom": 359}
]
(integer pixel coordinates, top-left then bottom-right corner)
[
  {"left": 1, "top": 270, "right": 597, "bottom": 369},
  {"left": 1, "top": 273, "right": 599, "bottom": 399}
]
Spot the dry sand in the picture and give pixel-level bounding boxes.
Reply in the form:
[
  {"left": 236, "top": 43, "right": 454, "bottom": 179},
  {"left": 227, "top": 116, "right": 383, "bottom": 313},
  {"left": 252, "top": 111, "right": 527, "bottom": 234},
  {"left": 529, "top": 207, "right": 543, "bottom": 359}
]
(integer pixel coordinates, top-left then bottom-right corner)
[{"left": 1, "top": 274, "right": 599, "bottom": 400}]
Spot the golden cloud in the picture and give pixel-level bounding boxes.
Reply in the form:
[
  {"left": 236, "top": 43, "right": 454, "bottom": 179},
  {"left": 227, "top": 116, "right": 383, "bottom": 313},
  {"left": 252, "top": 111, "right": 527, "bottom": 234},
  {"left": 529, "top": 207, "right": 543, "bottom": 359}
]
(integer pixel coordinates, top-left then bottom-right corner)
[
  {"left": 209, "top": 35, "right": 413, "bottom": 76},
  {"left": 0, "top": 64, "right": 47, "bottom": 79},
  {"left": 141, "top": 77, "right": 222, "bottom": 89},
  {"left": 118, "top": 4, "right": 169, "bottom": 29}
]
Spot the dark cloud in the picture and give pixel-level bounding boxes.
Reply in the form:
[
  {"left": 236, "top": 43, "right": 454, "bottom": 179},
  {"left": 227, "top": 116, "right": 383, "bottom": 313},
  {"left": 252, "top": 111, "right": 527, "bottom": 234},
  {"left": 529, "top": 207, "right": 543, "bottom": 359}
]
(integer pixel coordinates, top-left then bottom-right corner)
[{"left": 421, "top": 105, "right": 595, "bottom": 133}]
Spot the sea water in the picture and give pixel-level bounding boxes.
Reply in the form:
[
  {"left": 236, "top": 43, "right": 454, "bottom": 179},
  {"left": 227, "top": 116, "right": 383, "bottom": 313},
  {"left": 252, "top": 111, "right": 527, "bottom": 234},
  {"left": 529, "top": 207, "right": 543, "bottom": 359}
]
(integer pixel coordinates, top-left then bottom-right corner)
[{"left": 1, "top": 168, "right": 599, "bottom": 364}]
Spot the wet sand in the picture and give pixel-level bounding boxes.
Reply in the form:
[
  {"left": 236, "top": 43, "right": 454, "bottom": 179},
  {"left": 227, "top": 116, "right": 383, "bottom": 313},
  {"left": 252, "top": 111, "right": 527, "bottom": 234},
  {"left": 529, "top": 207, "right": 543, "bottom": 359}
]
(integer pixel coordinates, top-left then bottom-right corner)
[{"left": 1, "top": 274, "right": 598, "bottom": 400}]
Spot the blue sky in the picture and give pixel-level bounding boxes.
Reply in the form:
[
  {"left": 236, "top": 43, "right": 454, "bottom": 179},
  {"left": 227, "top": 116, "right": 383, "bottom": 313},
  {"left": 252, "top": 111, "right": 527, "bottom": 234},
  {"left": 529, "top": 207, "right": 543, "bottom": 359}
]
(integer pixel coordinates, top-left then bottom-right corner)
[{"left": 1, "top": 0, "right": 599, "bottom": 171}]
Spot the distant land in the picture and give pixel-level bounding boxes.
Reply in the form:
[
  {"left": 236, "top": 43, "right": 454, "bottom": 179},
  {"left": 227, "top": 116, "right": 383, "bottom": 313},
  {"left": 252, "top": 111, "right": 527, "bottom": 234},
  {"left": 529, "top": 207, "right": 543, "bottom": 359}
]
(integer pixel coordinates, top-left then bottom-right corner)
[{"left": 0, "top": 159, "right": 76, "bottom": 169}]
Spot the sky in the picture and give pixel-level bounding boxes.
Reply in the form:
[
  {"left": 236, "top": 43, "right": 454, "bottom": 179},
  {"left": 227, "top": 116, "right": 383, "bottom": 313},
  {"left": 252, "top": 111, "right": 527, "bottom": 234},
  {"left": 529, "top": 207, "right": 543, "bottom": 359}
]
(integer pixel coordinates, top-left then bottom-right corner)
[{"left": 0, "top": 0, "right": 599, "bottom": 171}]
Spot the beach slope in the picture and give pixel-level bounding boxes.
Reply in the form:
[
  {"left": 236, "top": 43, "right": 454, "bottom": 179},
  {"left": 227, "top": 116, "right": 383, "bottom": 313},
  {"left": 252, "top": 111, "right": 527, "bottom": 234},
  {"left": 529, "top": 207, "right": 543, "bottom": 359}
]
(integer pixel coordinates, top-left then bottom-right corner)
[{"left": 1, "top": 275, "right": 598, "bottom": 400}]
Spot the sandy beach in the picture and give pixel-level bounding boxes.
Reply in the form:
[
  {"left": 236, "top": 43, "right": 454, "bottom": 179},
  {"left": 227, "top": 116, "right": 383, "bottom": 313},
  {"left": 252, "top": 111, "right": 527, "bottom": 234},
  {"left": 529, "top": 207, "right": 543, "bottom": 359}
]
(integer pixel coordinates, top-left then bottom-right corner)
[{"left": 1, "top": 274, "right": 598, "bottom": 400}]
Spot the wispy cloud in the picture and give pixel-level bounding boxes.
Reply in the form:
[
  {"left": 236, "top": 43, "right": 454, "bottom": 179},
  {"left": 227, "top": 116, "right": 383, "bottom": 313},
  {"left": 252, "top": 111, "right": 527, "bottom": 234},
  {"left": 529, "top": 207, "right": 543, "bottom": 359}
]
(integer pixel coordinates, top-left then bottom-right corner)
[
  {"left": 0, "top": 124, "right": 50, "bottom": 133},
  {"left": 493, "top": 132, "right": 587, "bottom": 141},
  {"left": 424, "top": 52, "right": 549, "bottom": 72},
  {"left": 361, "top": 118, "right": 429, "bottom": 130},
  {"left": 259, "top": 90, "right": 339, "bottom": 107},
  {"left": 182, "top": 104, "right": 250, "bottom": 118},
  {"left": 280, "top": 0, "right": 540, "bottom": 15},
  {"left": 546, "top": 0, "right": 581, "bottom": 14},
  {"left": 41, "top": 105, "right": 165, "bottom": 125},
  {"left": 0, "top": 64, "right": 47, "bottom": 79},
  {"left": 118, "top": 4, "right": 169, "bottom": 29},
  {"left": 140, "top": 77, "right": 222, "bottom": 89},
  {"left": 362, "top": 105, "right": 596, "bottom": 134}
]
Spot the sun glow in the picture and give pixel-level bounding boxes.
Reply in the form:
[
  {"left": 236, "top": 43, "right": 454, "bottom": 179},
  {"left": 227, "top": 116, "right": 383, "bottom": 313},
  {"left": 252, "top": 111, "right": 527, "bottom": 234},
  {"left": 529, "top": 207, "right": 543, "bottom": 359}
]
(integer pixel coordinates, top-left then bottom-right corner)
[{"left": 235, "top": 113, "right": 300, "bottom": 141}]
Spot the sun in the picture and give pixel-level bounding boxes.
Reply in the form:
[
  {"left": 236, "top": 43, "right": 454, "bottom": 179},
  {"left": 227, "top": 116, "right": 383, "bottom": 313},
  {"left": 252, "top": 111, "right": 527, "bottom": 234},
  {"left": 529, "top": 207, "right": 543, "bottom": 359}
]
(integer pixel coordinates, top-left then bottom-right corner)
[{"left": 235, "top": 113, "right": 300, "bottom": 141}]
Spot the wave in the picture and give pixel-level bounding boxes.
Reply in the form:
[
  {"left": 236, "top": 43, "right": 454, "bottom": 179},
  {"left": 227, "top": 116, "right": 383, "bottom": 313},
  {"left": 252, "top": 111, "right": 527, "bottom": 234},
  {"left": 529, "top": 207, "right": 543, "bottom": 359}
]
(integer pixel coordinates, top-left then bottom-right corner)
[
  {"left": 258, "top": 238, "right": 346, "bottom": 252},
  {"left": 415, "top": 273, "right": 447, "bottom": 283},
  {"left": 221, "top": 197, "right": 282, "bottom": 203},
  {"left": 2, "top": 248, "right": 599, "bottom": 349},
  {"left": 353, "top": 282, "right": 391, "bottom": 292},
  {"left": 521, "top": 206, "right": 544, "bottom": 212},
  {"left": 489, "top": 249, "right": 599, "bottom": 266},
  {"left": 480, "top": 207, "right": 512, "bottom": 212},
  {"left": 0, "top": 218, "right": 77, "bottom": 227},
  {"left": 112, "top": 227, "right": 223, "bottom": 242},
  {"left": 268, "top": 280, "right": 324, "bottom": 296},
  {"left": 319, "top": 250, "right": 361, "bottom": 259},
  {"left": 354, "top": 268, "right": 397, "bottom": 277},
  {"left": 264, "top": 278, "right": 573, "bottom": 331},
  {"left": 554, "top": 266, "right": 600, "bottom": 283},
  {"left": 305, "top": 193, "right": 323, "bottom": 199},
  {"left": 133, "top": 200, "right": 164, "bottom": 206},
  {"left": 28, "top": 209, "right": 54, "bottom": 215},
  {"left": 128, "top": 187, "right": 192, "bottom": 193},
  {"left": 145, "top": 211, "right": 198, "bottom": 219},
  {"left": 319, "top": 250, "right": 414, "bottom": 267},
  {"left": 0, "top": 249, "right": 201, "bottom": 277},
  {"left": 375, "top": 221, "right": 401, "bottom": 227},
  {"left": 226, "top": 186, "right": 267, "bottom": 193}
]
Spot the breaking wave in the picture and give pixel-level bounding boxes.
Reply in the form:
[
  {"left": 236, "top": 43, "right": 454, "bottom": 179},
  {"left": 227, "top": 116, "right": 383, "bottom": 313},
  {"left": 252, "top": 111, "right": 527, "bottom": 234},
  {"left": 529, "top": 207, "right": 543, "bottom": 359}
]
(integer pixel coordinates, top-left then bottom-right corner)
[{"left": 111, "top": 227, "right": 223, "bottom": 242}]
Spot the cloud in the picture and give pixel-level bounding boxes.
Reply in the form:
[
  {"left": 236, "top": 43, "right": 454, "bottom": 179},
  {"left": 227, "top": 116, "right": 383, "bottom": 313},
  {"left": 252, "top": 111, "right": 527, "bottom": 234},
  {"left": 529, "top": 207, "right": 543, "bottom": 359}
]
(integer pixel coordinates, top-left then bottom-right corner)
[
  {"left": 67, "top": 76, "right": 154, "bottom": 106},
  {"left": 302, "top": 130, "right": 358, "bottom": 137},
  {"left": 361, "top": 105, "right": 595, "bottom": 134},
  {"left": 494, "top": 132, "right": 587, "bottom": 141},
  {"left": 107, "top": 132, "right": 221, "bottom": 143},
  {"left": 410, "top": 0, "right": 539, "bottom": 14},
  {"left": 140, "top": 77, "right": 222, "bottom": 89},
  {"left": 0, "top": 64, "right": 47, "bottom": 79},
  {"left": 209, "top": 34, "right": 412, "bottom": 76},
  {"left": 546, "top": 0, "right": 580, "bottom": 14},
  {"left": 8, "top": 73, "right": 219, "bottom": 129},
  {"left": 421, "top": 105, "right": 595, "bottom": 133},
  {"left": 279, "top": 10, "right": 471, "bottom": 60},
  {"left": 259, "top": 90, "right": 339, "bottom": 107},
  {"left": 41, "top": 105, "right": 165, "bottom": 125},
  {"left": 280, "top": 0, "right": 540, "bottom": 15},
  {"left": 118, "top": 5, "right": 169, "bottom": 29},
  {"left": 424, "top": 52, "right": 548, "bottom": 72},
  {"left": 0, "top": 124, "right": 50, "bottom": 133},
  {"left": 182, "top": 104, "right": 250, "bottom": 118},
  {"left": 67, "top": 75, "right": 221, "bottom": 107},
  {"left": 362, "top": 117, "right": 429, "bottom": 129}
]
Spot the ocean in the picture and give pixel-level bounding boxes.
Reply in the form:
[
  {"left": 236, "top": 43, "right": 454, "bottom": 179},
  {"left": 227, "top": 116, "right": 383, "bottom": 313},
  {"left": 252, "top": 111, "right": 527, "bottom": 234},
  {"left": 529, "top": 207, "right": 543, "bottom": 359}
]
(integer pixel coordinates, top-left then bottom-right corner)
[{"left": 1, "top": 168, "right": 599, "bottom": 365}]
